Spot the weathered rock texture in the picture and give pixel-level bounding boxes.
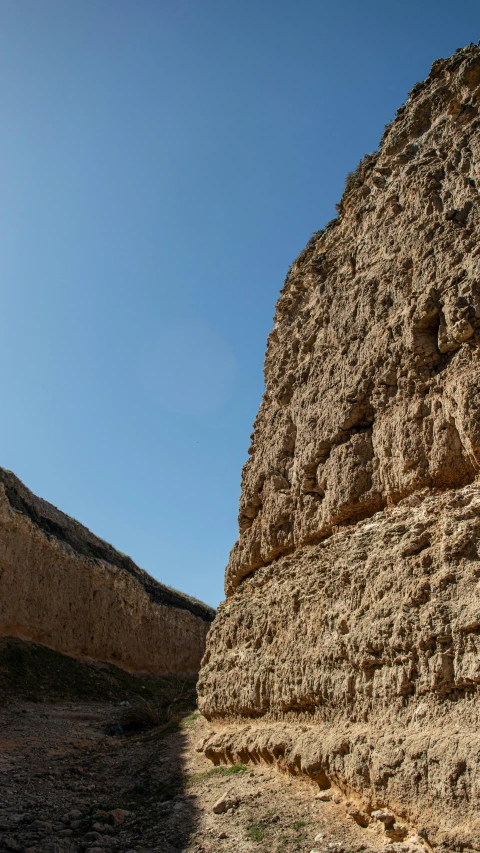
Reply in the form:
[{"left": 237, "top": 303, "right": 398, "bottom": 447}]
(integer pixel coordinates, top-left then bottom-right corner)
[
  {"left": 0, "top": 468, "right": 214, "bottom": 675},
  {"left": 199, "top": 44, "right": 480, "bottom": 850}
]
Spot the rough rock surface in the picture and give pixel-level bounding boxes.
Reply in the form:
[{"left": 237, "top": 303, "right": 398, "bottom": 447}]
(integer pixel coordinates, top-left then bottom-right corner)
[
  {"left": 0, "top": 467, "right": 214, "bottom": 674},
  {"left": 199, "top": 44, "right": 480, "bottom": 850},
  {"left": 224, "top": 43, "right": 480, "bottom": 594}
]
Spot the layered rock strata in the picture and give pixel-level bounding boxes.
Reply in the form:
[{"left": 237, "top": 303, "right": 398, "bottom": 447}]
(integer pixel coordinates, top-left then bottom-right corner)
[
  {"left": 199, "top": 44, "right": 480, "bottom": 850},
  {"left": 0, "top": 468, "right": 214, "bottom": 675}
]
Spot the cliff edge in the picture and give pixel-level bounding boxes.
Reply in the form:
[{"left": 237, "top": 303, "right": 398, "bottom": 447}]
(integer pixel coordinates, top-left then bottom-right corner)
[
  {"left": 198, "top": 44, "right": 480, "bottom": 851},
  {"left": 0, "top": 467, "right": 214, "bottom": 675}
]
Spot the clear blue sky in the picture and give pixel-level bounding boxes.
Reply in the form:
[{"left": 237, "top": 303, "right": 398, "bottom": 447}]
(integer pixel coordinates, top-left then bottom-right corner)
[{"left": 1, "top": 1, "right": 479, "bottom": 607}]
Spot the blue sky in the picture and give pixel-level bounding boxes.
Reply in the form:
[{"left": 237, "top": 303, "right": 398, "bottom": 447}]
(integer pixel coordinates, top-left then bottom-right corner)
[{"left": 1, "top": 0, "right": 479, "bottom": 607}]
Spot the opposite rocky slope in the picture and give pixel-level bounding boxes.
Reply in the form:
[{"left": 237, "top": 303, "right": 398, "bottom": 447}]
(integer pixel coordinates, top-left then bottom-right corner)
[
  {"left": 0, "top": 467, "right": 214, "bottom": 675},
  {"left": 199, "top": 43, "right": 480, "bottom": 851}
]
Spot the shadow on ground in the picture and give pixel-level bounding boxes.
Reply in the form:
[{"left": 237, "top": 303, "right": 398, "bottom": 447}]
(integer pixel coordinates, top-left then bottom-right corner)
[
  {"left": 0, "top": 637, "right": 199, "bottom": 853},
  {"left": 0, "top": 638, "right": 386, "bottom": 853}
]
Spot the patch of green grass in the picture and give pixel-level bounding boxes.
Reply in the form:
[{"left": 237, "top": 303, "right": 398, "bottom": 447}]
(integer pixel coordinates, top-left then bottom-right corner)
[
  {"left": 0, "top": 636, "right": 198, "bottom": 714},
  {"left": 264, "top": 809, "right": 279, "bottom": 820},
  {"left": 292, "top": 820, "right": 306, "bottom": 831},
  {"left": 185, "top": 763, "right": 248, "bottom": 788},
  {"left": 220, "top": 763, "right": 248, "bottom": 774},
  {"left": 247, "top": 823, "right": 266, "bottom": 842},
  {"left": 179, "top": 710, "right": 201, "bottom": 729}
]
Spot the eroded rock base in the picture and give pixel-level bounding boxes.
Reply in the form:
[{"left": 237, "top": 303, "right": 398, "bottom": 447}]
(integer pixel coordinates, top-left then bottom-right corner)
[
  {"left": 201, "top": 720, "right": 476, "bottom": 852},
  {"left": 199, "top": 483, "right": 480, "bottom": 851}
]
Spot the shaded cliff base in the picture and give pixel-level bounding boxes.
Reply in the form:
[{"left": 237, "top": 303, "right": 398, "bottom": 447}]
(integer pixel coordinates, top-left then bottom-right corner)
[{"left": 0, "top": 636, "right": 198, "bottom": 714}]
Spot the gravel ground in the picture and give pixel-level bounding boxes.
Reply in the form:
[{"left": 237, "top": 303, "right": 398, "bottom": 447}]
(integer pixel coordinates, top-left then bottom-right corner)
[{"left": 0, "top": 700, "right": 400, "bottom": 853}]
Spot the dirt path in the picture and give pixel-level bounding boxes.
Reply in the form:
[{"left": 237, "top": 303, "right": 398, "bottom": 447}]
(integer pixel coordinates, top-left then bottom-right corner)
[{"left": 0, "top": 699, "right": 396, "bottom": 853}]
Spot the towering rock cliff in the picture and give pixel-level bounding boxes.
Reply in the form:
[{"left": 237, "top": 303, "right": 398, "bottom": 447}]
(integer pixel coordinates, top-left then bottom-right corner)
[
  {"left": 198, "top": 44, "right": 480, "bottom": 850},
  {"left": 0, "top": 468, "right": 214, "bottom": 675}
]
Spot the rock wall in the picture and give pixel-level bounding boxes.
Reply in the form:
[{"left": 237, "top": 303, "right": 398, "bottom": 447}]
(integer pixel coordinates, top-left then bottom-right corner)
[
  {"left": 225, "top": 43, "right": 480, "bottom": 596},
  {"left": 199, "top": 44, "right": 480, "bottom": 850},
  {"left": 0, "top": 468, "right": 214, "bottom": 675}
]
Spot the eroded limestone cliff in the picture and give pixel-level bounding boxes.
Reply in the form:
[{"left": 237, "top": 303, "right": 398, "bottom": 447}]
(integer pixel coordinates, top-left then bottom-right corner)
[
  {"left": 198, "top": 44, "right": 480, "bottom": 850},
  {"left": 0, "top": 468, "right": 214, "bottom": 675}
]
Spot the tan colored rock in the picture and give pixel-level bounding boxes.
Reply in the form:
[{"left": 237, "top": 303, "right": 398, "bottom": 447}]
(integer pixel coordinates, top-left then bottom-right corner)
[
  {"left": 0, "top": 468, "right": 214, "bottom": 674},
  {"left": 199, "top": 44, "right": 480, "bottom": 849},
  {"left": 224, "top": 44, "right": 480, "bottom": 596},
  {"left": 212, "top": 793, "right": 238, "bottom": 814},
  {"left": 201, "top": 485, "right": 480, "bottom": 718}
]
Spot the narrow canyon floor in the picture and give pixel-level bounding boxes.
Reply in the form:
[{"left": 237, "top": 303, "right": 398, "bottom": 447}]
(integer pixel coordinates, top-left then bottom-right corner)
[
  {"left": 0, "top": 639, "right": 399, "bottom": 853},
  {"left": 0, "top": 700, "right": 396, "bottom": 853},
  {"left": 0, "top": 637, "right": 427, "bottom": 853}
]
